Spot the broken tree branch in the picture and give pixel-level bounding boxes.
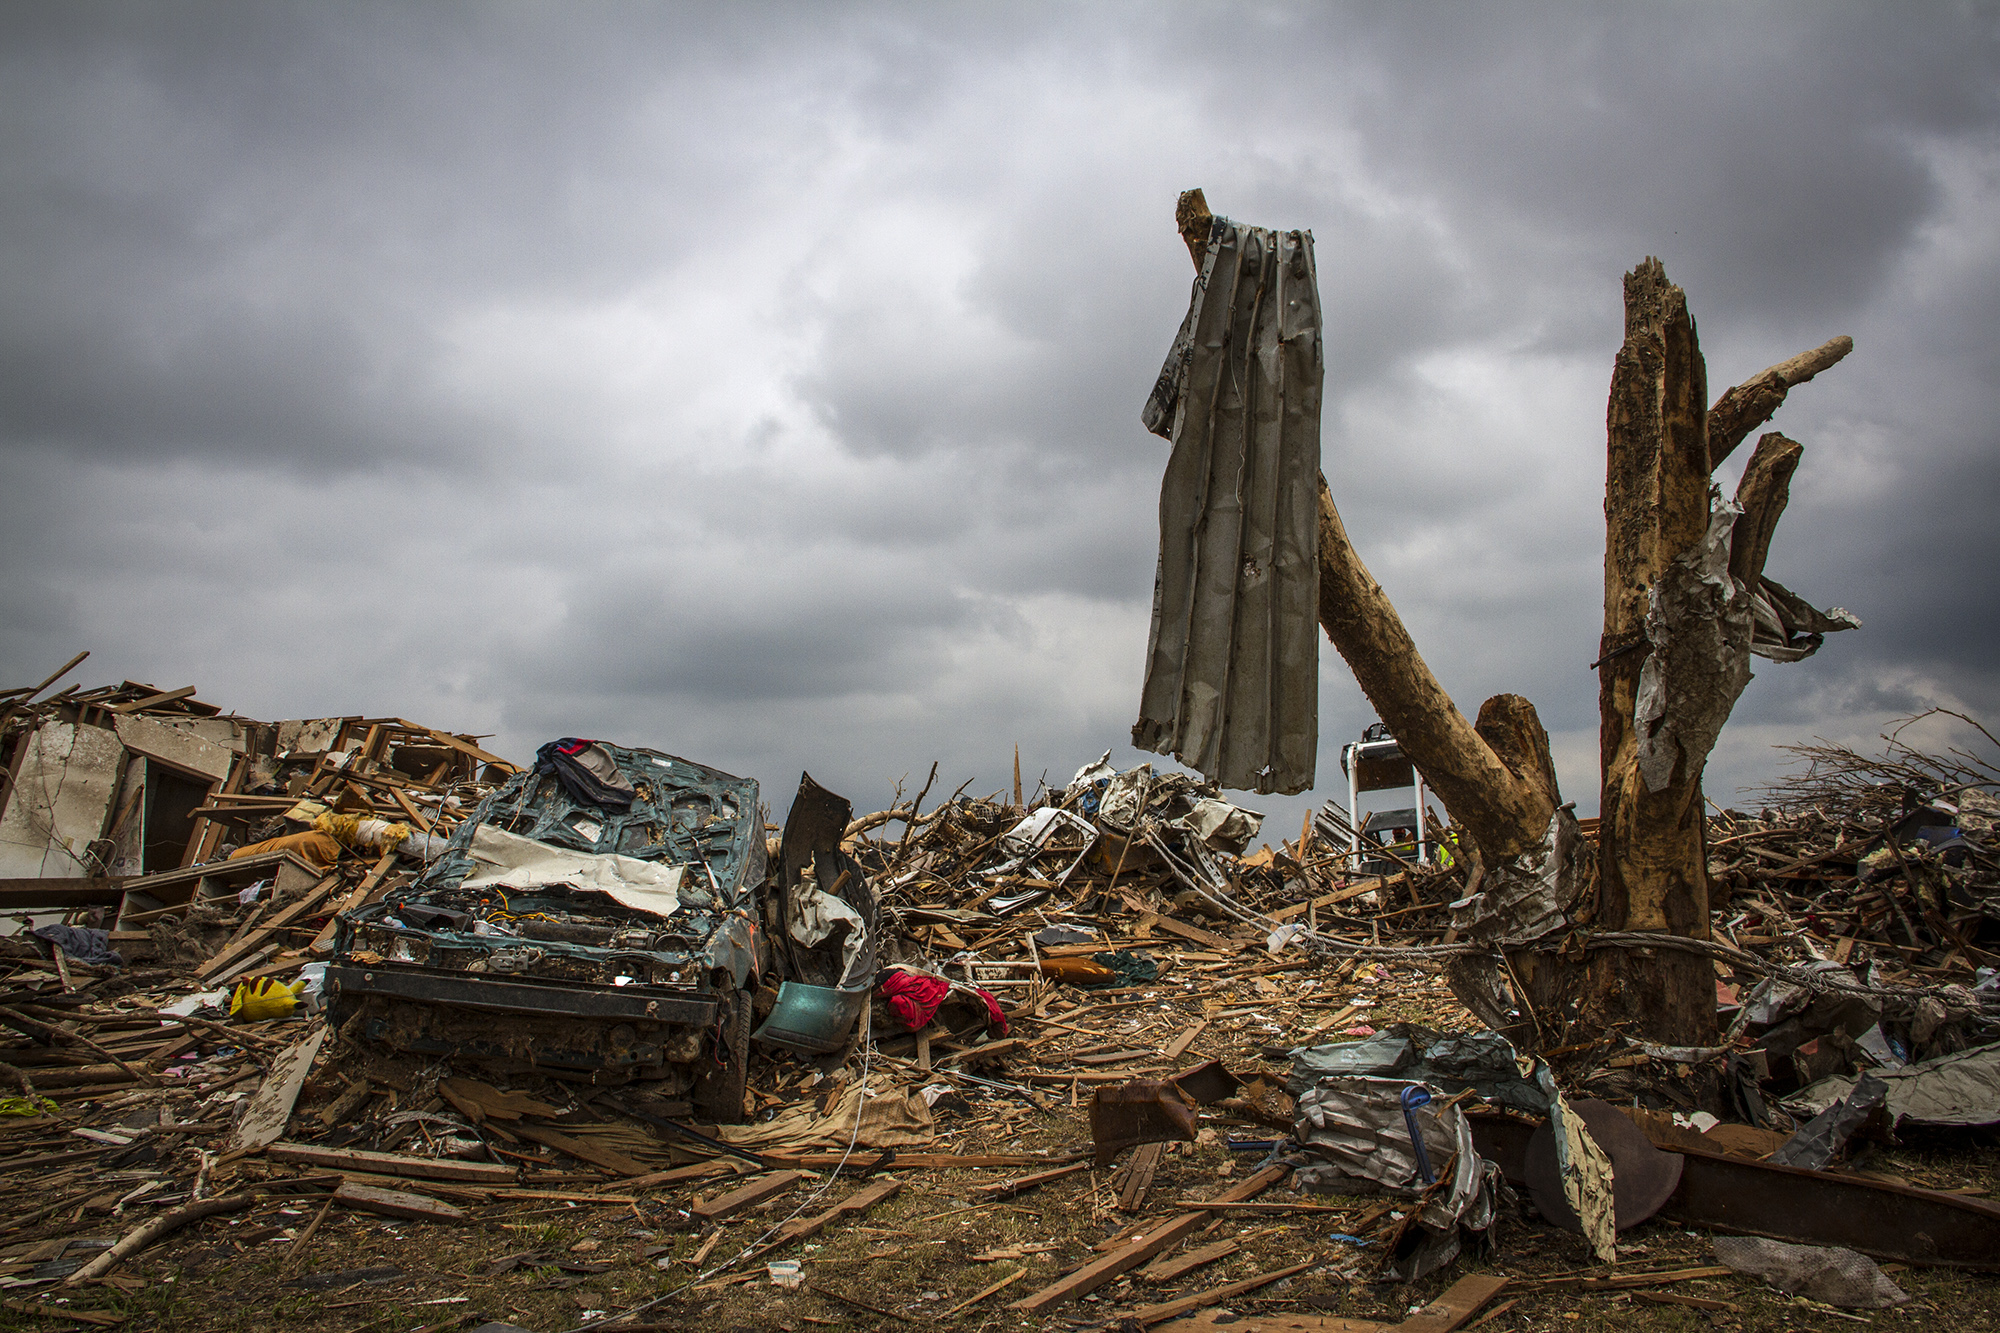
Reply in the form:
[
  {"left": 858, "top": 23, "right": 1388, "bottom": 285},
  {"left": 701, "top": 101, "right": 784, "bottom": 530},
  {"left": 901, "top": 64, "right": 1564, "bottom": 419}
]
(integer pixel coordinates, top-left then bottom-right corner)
[
  {"left": 1706, "top": 335, "right": 1852, "bottom": 470},
  {"left": 1728, "top": 432, "right": 1804, "bottom": 589},
  {"left": 1316, "top": 478, "right": 1558, "bottom": 860}
]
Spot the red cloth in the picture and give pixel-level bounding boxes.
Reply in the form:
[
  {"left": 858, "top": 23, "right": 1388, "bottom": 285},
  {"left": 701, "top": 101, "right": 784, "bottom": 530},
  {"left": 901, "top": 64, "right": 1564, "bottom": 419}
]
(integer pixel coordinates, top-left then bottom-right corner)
[
  {"left": 880, "top": 971, "right": 951, "bottom": 1030},
  {"left": 876, "top": 971, "right": 1009, "bottom": 1038},
  {"left": 975, "top": 986, "right": 1009, "bottom": 1038}
]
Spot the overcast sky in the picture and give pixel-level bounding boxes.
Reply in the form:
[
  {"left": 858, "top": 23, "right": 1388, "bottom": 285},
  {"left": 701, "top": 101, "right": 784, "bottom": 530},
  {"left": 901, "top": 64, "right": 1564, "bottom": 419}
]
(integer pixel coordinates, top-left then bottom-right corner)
[{"left": 3, "top": 3, "right": 1995, "bottom": 838}]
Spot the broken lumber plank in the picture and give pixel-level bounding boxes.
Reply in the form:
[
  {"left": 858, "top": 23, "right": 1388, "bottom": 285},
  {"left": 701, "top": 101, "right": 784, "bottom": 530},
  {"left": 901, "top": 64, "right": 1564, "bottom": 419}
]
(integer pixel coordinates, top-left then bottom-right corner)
[
  {"left": 759, "top": 1151, "right": 1078, "bottom": 1169},
  {"left": 2, "top": 1297, "right": 125, "bottom": 1325},
  {"left": 196, "top": 876, "right": 339, "bottom": 981},
  {"left": 1118, "top": 1141, "right": 1165, "bottom": 1212},
  {"left": 265, "top": 1141, "right": 516, "bottom": 1184},
  {"left": 942, "top": 1267, "right": 1030, "bottom": 1317},
  {"left": 1011, "top": 1163, "right": 1290, "bottom": 1313},
  {"left": 1139, "top": 1238, "right": 1239, "bottom": 1284},
  {"left": 1150, "top": 915, "right": 1237, "bottom": 951},
  {"left": 306, "top": 852, "right": 400, "bottom": 954},
  {"left": 1526, "top": 1265, "right": 1731, "bottom": 1291},
  {"left": 942, "top": 1037, "right": 1029, "bottom": 1065},
  {"left": 1169, "top": 1200, "right": 1356, "bottom": 1214},
  {"left": 1077, "top": 1049, "right": 1155, "bottom": 1066},
  {"left": 1131, "top": 1259, "right": 1316, "bottom": 1326},
  {"left": 1162, "top": 1019, "right": 1209, "bottom": 1061},
  {"left": 765, "top": 1177, "right": 901, "bottom": 1247},
  {"left": 1269, "top": 877, "right": 1402, "bottom": 922},
  {"left": 436, "top": 1076, "right": 565, "bottom": 1121},
  {"left": 506, "top": 1121, "right": 652, "bottom": 1176},
  {"left": 223, "top": 1027, "right": 326, "bottom": 1157},
  {"left": 1010, "top": 1212, "right": 1208, "bottom": 1313},
  {"left": 1633, "top": 1290, "right": 1739, "bottom": 1313},
  {"left": 690, "top": 1169, "right": 809, "bottom": 1221},
  {"left": 317, "top": 1077, "right": 373, "bottom": 1129},
  {"left": 975, "top": 1161, "right": 1090, "bottom": 1198},
  {"left": 618, "top": 1159, "right": 743, "bottom": 1190},
  {"left": 1156, "top": 1315, "right": 1385, "bottom": 1333},
  {"left": 333, "top": 1179, "right": 467, "bottom": 1222},
  {"left": 1390, "top": 1274, "right": 1509, "bottom": 1332}
]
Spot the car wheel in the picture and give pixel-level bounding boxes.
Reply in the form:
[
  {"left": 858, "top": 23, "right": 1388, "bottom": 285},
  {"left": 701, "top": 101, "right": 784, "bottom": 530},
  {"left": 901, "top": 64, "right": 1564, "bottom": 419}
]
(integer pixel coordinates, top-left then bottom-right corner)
[{"left": 692, "top": 987, "right": 752, "bottom": 1123}]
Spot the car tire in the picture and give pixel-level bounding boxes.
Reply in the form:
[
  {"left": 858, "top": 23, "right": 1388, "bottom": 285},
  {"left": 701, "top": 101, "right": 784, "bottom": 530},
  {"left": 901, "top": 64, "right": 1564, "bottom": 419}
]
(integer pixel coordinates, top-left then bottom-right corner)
[{"left": 692, "top": 987, "right": 752, "bottom": 1123}]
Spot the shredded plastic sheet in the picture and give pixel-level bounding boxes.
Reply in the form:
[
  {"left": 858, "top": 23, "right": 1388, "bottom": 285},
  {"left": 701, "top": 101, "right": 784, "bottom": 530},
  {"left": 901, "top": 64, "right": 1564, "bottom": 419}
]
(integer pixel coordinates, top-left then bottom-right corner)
[
  {"left": 459, "top": 824, "right": 684, "bottom": 916},
  {"left": 1632, "top": 496, "right": 1859, "bottom": 793},
  {"left": 1771, "top": 1072, "right": 1889, "bottom": 1169},
  {"left": 788, "top": 862, "right": 869, "bottom": 985},
  {"left": 1634, "top": 500, "right": 1754, "bottom": 794},
  {"left": 1714, "top": 1236, "right": 1910, "bottom": 1308},
  {"left": 1173, "top": 797, "right": 1266, "bottom": 855}
]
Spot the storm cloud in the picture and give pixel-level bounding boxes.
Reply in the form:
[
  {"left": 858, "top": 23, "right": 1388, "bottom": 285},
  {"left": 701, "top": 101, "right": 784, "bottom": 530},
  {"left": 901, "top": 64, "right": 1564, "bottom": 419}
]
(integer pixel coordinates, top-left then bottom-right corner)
[{"left": 3, "top": 2, "right": 1995, "bottom": 834}]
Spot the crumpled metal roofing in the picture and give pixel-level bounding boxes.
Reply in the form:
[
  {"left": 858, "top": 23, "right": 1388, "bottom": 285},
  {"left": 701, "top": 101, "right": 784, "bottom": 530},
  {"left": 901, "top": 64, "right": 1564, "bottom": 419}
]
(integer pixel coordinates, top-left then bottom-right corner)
[{"left": 1133, "top": 216, "right": 1322, "bottom": 795}]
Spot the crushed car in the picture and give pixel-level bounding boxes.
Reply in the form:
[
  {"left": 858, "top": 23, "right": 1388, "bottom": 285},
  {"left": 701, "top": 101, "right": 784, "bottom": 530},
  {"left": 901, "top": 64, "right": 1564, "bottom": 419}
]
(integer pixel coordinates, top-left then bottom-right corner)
[{"left": 328, "top": 740, "right": 876, "bottom": 1120}]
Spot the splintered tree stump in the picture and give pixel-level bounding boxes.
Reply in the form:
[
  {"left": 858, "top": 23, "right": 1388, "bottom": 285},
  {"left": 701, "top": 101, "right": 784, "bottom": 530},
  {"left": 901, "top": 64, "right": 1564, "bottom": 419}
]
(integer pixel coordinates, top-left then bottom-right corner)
[{"left": 1593, "top": 258, "right": 1718, "bottom": 1049}]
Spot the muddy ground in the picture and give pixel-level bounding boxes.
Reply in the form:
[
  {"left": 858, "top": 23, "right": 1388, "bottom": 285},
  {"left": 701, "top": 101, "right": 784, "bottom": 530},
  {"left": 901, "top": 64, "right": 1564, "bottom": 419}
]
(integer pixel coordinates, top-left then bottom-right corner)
[{"left": 8, "top": 971, "right": 1998, "bottom": 1333}]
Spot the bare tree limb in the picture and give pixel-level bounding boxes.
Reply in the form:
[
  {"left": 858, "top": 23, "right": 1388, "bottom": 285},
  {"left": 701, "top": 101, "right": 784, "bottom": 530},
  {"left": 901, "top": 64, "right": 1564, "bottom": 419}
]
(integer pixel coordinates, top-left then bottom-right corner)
[
  {"left": 1728, "top": 432, "right": 1803, "bottom": 588},
  {"left": 1707, "top": 336, "right": 1852, "bottom": 470}
]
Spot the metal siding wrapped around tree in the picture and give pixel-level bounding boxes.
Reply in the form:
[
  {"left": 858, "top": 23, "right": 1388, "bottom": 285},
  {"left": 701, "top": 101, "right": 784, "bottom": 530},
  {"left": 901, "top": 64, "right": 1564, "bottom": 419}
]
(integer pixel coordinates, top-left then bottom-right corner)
[{"left": 1134, "top": 218, "right": 1322, "bottom": 795}]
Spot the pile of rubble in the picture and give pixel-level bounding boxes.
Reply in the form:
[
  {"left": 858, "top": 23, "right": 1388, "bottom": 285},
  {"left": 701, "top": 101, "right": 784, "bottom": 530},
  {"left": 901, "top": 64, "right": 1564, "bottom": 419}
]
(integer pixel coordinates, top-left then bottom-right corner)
[{"left": 2, "top": 660, "right": 1997, "bottom": 1331}]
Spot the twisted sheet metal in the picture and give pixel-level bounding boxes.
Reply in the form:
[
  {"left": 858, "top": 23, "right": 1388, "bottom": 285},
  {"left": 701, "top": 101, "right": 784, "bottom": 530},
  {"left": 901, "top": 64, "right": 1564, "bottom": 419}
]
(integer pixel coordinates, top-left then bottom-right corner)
[{"left": 1134, "top": 217, "right": 1322, "bottom": 795}]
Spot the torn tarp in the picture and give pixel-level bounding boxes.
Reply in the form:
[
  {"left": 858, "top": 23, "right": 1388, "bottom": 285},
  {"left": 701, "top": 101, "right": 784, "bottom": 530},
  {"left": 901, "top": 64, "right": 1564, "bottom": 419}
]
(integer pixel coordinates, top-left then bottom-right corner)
[
  {"left": 459, "top": 825, "right": 685, "bottom": 916},
  {"left": 1133, "top": 215, "right": 1322, "bottom": 796},
  {"left": 1771, "top": 1072, "right": 1889, "bottom": 1170},
  {"left": 1782, "top": 1040, "right": 2000, "bottom": 1129},
  {"left": 1632, "top": 496, "right": 1859, "bottom": 793},
  {"left": 1447, "top": 807, "right": 1587, "bottom": 945},
  {"left": 1172, "top": 797, "right": 1265, "bottom": 855}
]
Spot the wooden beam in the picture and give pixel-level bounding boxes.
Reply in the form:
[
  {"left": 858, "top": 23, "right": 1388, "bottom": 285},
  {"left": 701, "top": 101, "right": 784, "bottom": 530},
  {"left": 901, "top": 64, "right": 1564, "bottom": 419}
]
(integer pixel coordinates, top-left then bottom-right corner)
[
  {"left": 1130, "top": 1259, "right": 1316, "bottom": 1326},
  {"left": 763, "top": 1177, "right": 901, "bottom": 1247},
  {"left": 1010, "top": 1163, "right": 1288, "bottom": 1313},
  {"left": 974, "top": 1161, "right": 1091, "bottom": 1198},
  {"left": 108, "top": 686, "right": 197, "bottom": 714},
  {"left": 506, "top": 1121, "right": 652, "bottom": 1177},
  {"left": 1391, "top": 1274, "right": 1510, "bottom": 1333},
  {"left": 690, "top": 1169, "right": 809, "bottom": 1221},
  {"left": 265, "top": 1142, "right": 516, "bottom": 1184},
  {"left": 196, "top": 875, "right": 339, "bottom": 981},
  {"left": 306, "top": 852, "right": 399, "bottom": 954},
  {"left": 332, "top": 1179, "right": 467, "bottom": 1223}
]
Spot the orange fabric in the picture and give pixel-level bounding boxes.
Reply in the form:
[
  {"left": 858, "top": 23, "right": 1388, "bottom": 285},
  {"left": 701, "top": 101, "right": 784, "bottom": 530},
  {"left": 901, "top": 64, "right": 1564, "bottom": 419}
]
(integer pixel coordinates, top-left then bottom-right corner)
[{"left": 229, "top": 830, "right": 343, "bottom": 868}]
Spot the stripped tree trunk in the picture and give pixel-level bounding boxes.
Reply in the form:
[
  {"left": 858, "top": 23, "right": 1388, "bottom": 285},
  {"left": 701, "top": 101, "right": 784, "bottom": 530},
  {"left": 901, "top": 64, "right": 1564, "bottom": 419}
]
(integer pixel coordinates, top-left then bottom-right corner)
[
  {"left": 1592, "top": 260, "right": 1851, "bottom": 1048},
  {"left": 1594, "top": 260, "right": 1718, "bottom": 1047}
]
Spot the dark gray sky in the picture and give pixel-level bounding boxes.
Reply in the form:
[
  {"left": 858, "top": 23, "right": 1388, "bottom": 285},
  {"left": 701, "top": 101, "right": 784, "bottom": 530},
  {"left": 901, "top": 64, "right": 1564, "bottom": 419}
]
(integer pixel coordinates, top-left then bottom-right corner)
[{"left": 4, "top": 3, "right": 1995, "bottom": 835}]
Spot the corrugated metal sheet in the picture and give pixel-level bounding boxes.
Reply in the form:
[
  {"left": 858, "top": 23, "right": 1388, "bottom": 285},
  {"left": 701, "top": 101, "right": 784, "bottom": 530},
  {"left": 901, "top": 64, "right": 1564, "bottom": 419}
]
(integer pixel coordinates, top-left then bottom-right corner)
[{"left": 1132, "top": 218, "right": 1322, "bottom": 795}]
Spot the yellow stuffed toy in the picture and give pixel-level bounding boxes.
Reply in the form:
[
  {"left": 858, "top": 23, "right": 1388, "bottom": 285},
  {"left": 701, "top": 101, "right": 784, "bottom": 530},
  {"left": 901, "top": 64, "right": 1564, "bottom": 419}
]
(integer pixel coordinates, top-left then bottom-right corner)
[{"left": 230, "top": 976, "right": 308, "bottom": 1021}]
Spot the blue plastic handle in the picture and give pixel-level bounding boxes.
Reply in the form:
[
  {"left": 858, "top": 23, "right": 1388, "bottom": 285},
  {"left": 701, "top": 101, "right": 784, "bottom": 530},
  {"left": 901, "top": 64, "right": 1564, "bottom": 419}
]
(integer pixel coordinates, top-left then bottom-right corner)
[{"left": 1401, "top": 1085, "right": 1436, "bottom": 1184}]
